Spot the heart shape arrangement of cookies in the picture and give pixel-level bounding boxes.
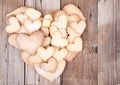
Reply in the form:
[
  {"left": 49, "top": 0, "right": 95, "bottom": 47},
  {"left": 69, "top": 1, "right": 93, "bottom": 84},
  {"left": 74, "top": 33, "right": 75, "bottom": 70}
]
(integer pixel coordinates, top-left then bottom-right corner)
[{"left": 5, "top": 4, "right": 86, "bottom": 81}]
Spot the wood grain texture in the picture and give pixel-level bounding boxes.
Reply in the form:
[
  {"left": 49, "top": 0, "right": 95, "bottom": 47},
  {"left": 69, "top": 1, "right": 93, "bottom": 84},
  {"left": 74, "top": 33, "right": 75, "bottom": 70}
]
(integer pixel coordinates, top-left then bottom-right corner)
[
  {"left": 42, "top": 0, "right": 60, "bottom": 15},
  {"left": 0, "top": 0, "right": 25, "bottom": 85},
  {"left": 0, "top": 0, "right": 7, "bottom": 85},
  {"left": 24, "top": 0, "right": 39, "bottom": 85},
  {"left": 39, "top": 0, "right": 61, "bottom": 85},
  {"left": 61, "top": 0, "right": 98, "bottom": 85},
  {"left": 117, "top": 0, "right": 120, "bottom": 84},
  {"left": 0, "top": 0, "right": 120, "bottom": 85},
  {"left": 24, "top": 0, "right": 61, "bottom": 85},
  {"left": 7, "top": 0, "right": 25, "bottom": 84},
  {"left": 98, "top": 0, "right": 117, "bottom": 85}
]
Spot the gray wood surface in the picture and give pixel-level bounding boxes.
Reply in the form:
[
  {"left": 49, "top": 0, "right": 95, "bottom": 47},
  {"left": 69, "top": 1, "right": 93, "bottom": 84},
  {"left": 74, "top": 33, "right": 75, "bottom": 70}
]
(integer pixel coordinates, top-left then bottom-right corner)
[
  {"left": 98, "top": 0, "right": 118, "bottom": 85},
  {"left": 24, "top": 0, "right": 60, "bottom": 85},
  {"left": 0, "top": 0, "right": 120, "bottom": 85},
  {"left": 117, "top": 0, "right": 120, "bottom": 84},
  {"left": 0, "top": 0, "right": 8, "bottom": 85},
  {"left": 7, "top": 0, "right": 25, "bottom": 84},
  {"left": 24, "top": 1, "right": 38, "bottom": 85},
  {"left": 0, "top": 0, "right": 24, "bottom": 85}
]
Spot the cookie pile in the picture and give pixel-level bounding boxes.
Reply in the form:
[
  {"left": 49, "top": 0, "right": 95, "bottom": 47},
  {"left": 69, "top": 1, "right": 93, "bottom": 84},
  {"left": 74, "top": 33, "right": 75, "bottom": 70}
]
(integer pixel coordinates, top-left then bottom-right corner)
[{"left": 5, "top": 4, "right": 86, "bottom": 81}]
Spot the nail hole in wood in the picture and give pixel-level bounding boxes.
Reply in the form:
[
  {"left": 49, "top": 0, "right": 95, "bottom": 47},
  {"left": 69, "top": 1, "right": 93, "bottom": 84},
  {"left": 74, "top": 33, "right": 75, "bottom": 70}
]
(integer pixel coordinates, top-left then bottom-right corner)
[
  {"left": 92, "top": 46, "right": 98, "bottom": 53},
  {"left": 90, "top": 13, "right": 92, "bottom": 18}
]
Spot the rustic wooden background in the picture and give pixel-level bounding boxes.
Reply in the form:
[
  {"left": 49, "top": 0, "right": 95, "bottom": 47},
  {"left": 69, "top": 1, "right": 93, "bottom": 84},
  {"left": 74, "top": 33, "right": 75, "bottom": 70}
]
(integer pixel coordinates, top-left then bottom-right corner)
[{"left": 0, "top": 0, "right": 120, "bottom": 85}]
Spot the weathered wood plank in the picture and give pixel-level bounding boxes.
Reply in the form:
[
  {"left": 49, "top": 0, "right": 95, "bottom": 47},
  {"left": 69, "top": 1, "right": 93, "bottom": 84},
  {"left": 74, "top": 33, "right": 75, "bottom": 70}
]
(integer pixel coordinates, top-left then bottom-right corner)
[
  {"left": 117, "top": 0, "right": 120, "bottom": 84},
  {"left": 7, "top": 1, "right": 25, "bottom": 85},
  {"left": 25, "top": 65, "right": 36, "bottom": 85},
  {"left": 38, "top": 0, "right": 61, "bottom": 84},
  {"left": 42, "top": 0, "right": 60, "bottom": 15},
  {"left": 24, "top": 0, "right": 39, "bottom": 85},
  {"left": 0, "top": 0, "right": 8, "bottom": 85},
  {"left": 98, "top": 0, "right": 117, "bottom": 85},
  {"left": 0, "top": 0, "right": 119, "bottom": 85},
  {"left": 24, "top": 0, "right": 61, "bottom": 85},
  {"left": 2, "top": 0, "right": 25, "bottom": 85},
  {"left": 25, "top": 0, "right": 35, "bottom": 8},
  {"left": 61, "top": 0, "right": 98, "bottom": 85},
  {"left": 83, "top": 1, "right": 98, "bottom": 85}
]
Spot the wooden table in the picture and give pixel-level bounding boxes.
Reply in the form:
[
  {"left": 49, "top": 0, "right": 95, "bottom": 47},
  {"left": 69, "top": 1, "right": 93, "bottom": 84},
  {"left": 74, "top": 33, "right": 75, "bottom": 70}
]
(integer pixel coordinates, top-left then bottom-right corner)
[{"left": 0, "top": 0, "right": 120, "bottom": 85}]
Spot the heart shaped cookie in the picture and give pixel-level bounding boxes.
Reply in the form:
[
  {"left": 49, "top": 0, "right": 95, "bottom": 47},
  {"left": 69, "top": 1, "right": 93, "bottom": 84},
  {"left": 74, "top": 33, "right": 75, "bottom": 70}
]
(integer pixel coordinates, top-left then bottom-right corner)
[
  {"left": 53, "top": 48, "right": 68, "bottom": 61},
  {"left": 51, "top": 31, "right": 68, "bottom": 47},
  {"left": 25, "top": 7, "right": 41, "bottom": 20},
  {"left": 42, "top": 14, "right": 53, "bottom": 27},
  {"left": 67, "top": 37, "right": 83, "bottom": 51},
  {"left": 50, "top": 25, "right": 67, "bottom": 38},
  {"left": 5, "top": 3, "right": 86, "bottom": 82},
  {"left": 63, "top": 4, "right": 86, "bottom": 20},
  {"left": 34, "top": 59, "right": 66, "bottom": 82},
  {"left": 16, "top": 13, "right": 28, "bottom": 24},
  {"left": 44, "top": 14, "right": 53, "bottom": 22},
  {"left": 37, "top": 46, "right": 55, "bottom": 61},
  {"left": 54, "top": 10, "right": 66, "bottom": 21},
  {"left": 5, "top": 17, "right": 20, "bottom": 33},
  {"left": 24, "top": 19, "right": 41, "bottom": 34},
  {"left": 28, "top": 53, "right": 43, "bottom": 64},
  {"left": 16, "top": 31, "right": 44, "bottom": 54},
  {"left": 8, "top": 34, "right": 19, "bottom": 49},
  {"left": 20, "top": 51, "right": 42, "bottom": 66},
  {"left": 40, "top": 58, "right": 58, "bottom": 72},
  {"left": 69, "top": 20, "right": 86, "bottom": 35},
  {"left": 67, "top": 26, "right": 79, "bottom": 42},
  {"left": 52, "top": 14, "right": 67, "bottom": 29}
]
